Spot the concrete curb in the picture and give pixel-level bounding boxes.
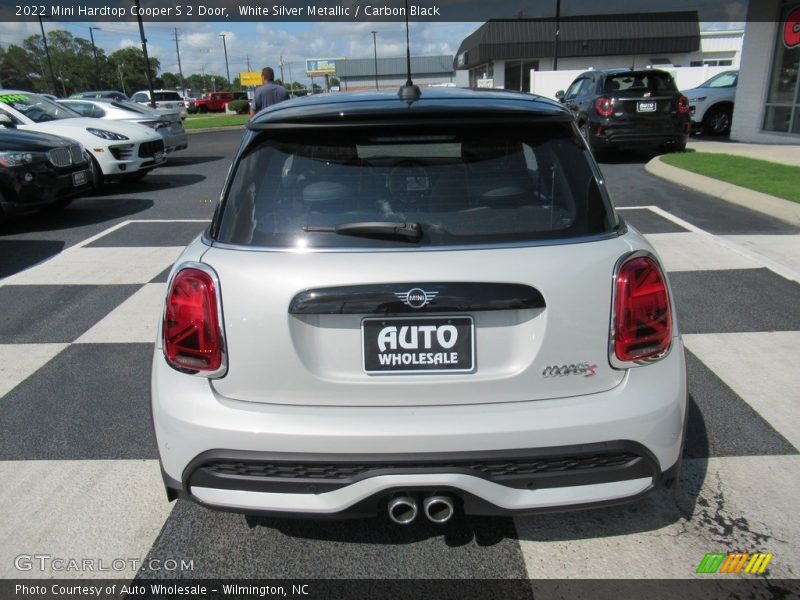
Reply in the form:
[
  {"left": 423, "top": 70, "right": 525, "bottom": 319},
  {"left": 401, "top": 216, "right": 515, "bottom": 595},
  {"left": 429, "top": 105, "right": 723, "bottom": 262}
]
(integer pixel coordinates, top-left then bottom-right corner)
[{"left": 645, "top": 156, "right": 800, "bottom": 227}]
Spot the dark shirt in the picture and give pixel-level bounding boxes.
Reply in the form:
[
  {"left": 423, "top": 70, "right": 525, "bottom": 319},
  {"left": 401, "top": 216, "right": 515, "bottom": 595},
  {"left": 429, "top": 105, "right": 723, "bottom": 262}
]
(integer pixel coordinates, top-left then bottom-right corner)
[{"left": 252, "top": 81, "right": 290, "bottom": 112}]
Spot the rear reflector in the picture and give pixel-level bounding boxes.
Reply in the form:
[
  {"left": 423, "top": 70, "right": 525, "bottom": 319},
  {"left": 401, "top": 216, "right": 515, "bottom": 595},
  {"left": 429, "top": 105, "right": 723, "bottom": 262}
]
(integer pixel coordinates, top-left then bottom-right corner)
[
  {"left": 613, "top": 256, "right": 672, "bottom": 364},
  {"left": 163, "top": 266, "right": 225, "bottom": 375}
]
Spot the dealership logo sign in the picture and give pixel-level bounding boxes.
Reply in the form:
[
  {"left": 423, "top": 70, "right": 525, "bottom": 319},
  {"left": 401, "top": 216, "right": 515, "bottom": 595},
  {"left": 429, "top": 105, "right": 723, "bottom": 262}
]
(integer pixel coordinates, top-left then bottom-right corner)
[{"left": 785, "top": 6, "right": 800, "bottom": 48}]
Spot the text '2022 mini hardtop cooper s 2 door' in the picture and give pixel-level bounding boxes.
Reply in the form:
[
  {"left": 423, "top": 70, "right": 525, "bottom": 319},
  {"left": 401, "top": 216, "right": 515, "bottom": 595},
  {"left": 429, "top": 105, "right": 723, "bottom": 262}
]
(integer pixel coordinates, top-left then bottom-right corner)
[{"left": 151, "top": 87, "right": 687, "bottom": 524}]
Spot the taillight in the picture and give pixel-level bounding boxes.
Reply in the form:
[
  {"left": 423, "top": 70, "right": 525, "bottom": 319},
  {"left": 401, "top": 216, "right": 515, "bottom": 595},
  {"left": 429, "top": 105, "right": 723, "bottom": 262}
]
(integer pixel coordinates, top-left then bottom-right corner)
[
  {"left": 595, "top": 97, "right": 614, "bottom": 117},
  {"left": 677, "top": 95, "right": 690, "bottom": 114},
  {"left": 163, "top": 266, "right": 226, "bottom": 376},
  {"left": 612, "top": 255, "right": 672, "bottom": 365}
]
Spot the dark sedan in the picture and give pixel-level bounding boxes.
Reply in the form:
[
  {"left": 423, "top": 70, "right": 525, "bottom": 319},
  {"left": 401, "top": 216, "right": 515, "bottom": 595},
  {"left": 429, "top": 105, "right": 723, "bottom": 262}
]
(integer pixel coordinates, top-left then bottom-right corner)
[
  {"left": 0, "top": 127, "right": 94, "bottom": 220},
  {"left": 556, "top": 68, "right": 690, "bottom": 154}
]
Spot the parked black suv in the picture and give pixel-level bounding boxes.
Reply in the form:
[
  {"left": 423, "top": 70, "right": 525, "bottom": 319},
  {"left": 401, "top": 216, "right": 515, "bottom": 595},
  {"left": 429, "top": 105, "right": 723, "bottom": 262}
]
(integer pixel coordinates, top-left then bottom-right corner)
[
  {"left": 0, "top": 127, "right": 94, "bottom": 220},
  {"left": 556, "top": 68, "right": 690, "bottom": 153}
]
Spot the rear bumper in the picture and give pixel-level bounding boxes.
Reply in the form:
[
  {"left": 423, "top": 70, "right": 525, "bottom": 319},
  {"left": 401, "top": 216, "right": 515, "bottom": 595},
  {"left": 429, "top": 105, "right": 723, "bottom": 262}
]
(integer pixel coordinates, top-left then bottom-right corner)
[
  {"left": 590, "top": 121, "right": 689, "bottom": 149},
  {"left": 152, "top": 337, "right": 687, "bottom": 516}
]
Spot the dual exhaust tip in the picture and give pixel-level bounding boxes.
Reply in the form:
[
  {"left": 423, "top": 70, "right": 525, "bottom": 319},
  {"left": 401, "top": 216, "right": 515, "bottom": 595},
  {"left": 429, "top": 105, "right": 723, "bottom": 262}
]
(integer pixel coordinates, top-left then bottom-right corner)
[{"left": 388, "top": 495, "right": 455, "bottom": 525}]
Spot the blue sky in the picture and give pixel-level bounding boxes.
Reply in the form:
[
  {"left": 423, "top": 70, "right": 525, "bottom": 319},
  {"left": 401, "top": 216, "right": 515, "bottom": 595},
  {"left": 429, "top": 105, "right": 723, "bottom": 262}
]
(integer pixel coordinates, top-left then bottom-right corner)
[{"left": 0, "top": 16, "right": 745, "bottom": 86}]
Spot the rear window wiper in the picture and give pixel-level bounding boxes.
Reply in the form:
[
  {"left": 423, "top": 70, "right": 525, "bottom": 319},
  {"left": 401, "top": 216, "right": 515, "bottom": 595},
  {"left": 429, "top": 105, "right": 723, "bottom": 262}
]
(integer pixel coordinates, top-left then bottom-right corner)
[{"left": 303, "top": 221, "right": 422, "bottom": 242}]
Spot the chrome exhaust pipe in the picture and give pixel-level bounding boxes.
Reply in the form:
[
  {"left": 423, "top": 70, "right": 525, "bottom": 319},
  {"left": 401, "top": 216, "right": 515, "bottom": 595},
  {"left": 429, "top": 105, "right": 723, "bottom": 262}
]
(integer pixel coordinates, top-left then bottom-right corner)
[
  {"left": 423, "top": 495, "right": 455, "bottom": 524},
  {"left": 387, "top": 496, "right": 418, "bottom": 525}
]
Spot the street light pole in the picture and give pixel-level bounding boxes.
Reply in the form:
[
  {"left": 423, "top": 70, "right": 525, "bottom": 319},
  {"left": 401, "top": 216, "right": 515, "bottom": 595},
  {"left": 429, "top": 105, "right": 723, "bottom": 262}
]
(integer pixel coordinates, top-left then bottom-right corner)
[
  {"left": 553, "top": 0, "right": 561, "bottom": 71},
  {"left": 133, "top": 0, "right": 156, "bottom": 108},
  {"left": 219, "top": 34, "right": 230, "bottom": 86},
  {"left": 371, "top": 31, "right": 379, "bottom": 90},
  {"left": 89, "top": 27, "right": 101, "bottom": 89},
  {"left": 37, "top": 16, "right": 56, "bottom": 95}
]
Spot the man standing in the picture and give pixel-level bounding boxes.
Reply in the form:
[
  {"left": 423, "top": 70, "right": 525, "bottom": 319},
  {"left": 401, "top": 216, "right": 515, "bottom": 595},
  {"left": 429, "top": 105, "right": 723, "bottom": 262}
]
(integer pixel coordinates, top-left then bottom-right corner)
[{"left": 250, "top": 67, "right": 290, "bottom": 115}]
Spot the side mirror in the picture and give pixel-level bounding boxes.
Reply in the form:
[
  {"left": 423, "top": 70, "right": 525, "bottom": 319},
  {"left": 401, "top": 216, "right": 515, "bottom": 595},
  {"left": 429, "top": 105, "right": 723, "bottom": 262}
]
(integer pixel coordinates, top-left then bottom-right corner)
[
  {"left": 555, "top": 90, "right": 565, "bottom": 102},
  {"left": 0, "top": 114, "right": 15, "bottom": 128}
]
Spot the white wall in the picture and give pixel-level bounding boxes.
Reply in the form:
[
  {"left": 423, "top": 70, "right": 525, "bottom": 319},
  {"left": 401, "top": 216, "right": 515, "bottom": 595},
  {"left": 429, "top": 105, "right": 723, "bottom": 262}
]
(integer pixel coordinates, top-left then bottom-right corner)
[
  {"left": 528, "top": 65, "right": 735, "bottom": 101},
  {"left": 730, "top": 3, "right": 799, "bottom": 144}
]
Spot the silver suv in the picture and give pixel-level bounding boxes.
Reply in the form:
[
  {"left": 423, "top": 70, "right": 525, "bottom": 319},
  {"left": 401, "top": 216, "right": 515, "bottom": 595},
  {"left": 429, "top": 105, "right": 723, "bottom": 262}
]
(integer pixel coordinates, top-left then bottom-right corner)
[{"left": 151, "top": 87, "right": 687, "bottom": 524}]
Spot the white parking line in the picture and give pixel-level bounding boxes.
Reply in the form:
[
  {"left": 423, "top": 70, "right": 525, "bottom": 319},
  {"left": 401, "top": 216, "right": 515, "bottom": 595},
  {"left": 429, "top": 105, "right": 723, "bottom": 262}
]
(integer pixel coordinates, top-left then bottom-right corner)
[{"left": 618, "top": 206, "right": 800, "bottom": 282}]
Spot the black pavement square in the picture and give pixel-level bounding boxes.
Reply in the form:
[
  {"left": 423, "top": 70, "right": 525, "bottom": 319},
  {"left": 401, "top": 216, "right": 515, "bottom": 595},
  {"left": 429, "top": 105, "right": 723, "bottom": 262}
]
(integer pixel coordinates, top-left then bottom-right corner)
[
  {"left": 619, "top": 208, "right": 689, "bottom": 234},
  {"left": 0, "top": 343, "right": 157, "bottom": 460},
  {"left": 0, "top": 284, "right": 142, "bottom": 343},
  {"left": 669, "top": 268, "right": 800, "bottom": 334},
  {"left": 139, "top": 499, "right": 528, "bottom": 579},
  {"left": 150, "top": 266, "right": 172, "bottom": 283},
  {"left": 86, "top": 221, "right": 207, "bottom": 248},
  {"left": 683, "top": 351, "right": 798, "bottom": 459}
]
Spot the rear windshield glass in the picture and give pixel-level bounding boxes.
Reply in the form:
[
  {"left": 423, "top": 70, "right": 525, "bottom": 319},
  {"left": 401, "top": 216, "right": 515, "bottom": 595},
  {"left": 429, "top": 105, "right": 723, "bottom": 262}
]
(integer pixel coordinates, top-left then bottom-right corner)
[
  {"left": 213, "top": 123, "right": 612, "bottom": 249},
  {"left": 604, "top": 72, "right": 677, "bottom": 93},
  {"left": 153, "top": 92, "right": 182, "bottom": 101}
]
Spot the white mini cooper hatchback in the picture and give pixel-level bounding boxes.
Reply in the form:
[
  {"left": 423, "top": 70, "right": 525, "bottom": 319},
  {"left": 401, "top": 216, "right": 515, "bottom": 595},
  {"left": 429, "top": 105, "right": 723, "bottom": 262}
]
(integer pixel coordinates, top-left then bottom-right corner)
[{"left": 152, "top": 86, "right": 687, "bottom": 524}]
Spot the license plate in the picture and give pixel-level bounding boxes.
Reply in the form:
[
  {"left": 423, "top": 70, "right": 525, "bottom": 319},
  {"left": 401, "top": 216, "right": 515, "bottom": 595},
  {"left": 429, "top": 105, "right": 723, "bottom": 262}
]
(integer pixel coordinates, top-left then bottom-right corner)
[
  {"left": 362, "top": 316, "right": 474, "bottom": 374},
  {"left": 637, "top": 101, "right": 656, "bottom": 112},
  {"left": 72, "top": 170, "right": 87, "bottom": 186}
]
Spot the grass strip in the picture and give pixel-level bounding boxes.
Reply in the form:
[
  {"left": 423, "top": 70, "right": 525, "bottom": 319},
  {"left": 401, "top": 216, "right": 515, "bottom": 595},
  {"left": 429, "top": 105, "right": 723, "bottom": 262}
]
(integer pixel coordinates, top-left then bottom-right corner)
[
  {"left": 183, "top": 114, "right": 249, "bottom": 129},
  {"left": 660, "top": 152, "right": 800, "bottom": 203}
]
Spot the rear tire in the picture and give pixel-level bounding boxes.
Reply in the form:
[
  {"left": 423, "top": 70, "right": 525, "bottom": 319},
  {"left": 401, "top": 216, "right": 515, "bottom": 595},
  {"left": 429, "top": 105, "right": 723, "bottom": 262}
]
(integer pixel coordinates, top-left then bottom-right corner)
[
  {"left": 702, "top": 105, "right": 732, "bottom": 136},
  {"left": 198, "top": 105, "right": 209, "bottom": 114},
  {"left": 579, "top": 122, "right": 594, "bottom": 152}
]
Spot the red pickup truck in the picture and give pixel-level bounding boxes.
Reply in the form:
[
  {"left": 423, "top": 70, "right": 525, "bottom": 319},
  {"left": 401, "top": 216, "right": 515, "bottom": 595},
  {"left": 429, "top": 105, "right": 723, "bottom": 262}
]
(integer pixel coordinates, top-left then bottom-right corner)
[{"left": 188, "top": 92, "right": 247, "bottom": 114}]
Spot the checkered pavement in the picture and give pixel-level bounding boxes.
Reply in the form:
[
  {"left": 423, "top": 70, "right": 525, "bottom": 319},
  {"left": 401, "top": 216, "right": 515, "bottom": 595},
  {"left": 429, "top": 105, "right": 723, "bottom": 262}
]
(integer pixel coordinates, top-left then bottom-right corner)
[{"left": 1, "top": 212, "right": 798, "bottom": 581}]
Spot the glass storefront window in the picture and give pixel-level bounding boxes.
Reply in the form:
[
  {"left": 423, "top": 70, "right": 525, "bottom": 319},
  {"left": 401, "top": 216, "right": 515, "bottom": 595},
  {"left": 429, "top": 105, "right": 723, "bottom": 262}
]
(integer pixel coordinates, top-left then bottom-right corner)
[{"left": 763, "top": 2, "right": 800, "bottom": 133}]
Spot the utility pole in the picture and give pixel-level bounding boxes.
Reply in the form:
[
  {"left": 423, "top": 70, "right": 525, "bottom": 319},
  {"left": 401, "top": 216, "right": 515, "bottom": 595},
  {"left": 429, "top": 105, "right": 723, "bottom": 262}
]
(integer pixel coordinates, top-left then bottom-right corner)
[
  {"left": 173, "top": 28, "right": 186, "bottom": 95},
  {"left": 219, "top": 34, "right": 230, "bottom": 85},
  {"left": 553, "top": 0, "right": 561, "bottom": 71},
  {"left": 246, "top": 55, "right": 251, "bottom": 71},
  {"left": 89, "top": 27, "right": 101, "bottom": 89},
  {"left": 279, "top": 54, "right": 284, "bottom": 84},
  {"left": 117, "top": 63, "right": 126, "bottom": 95},
  {"left": 37, "top": 16, "right": 56, "bottom": 95},
  {"left": 133, "top": 0, "right": 156, "bottom": 108},
  {"left": 371, "top": 31, "right": 379, "bottom": 90}
]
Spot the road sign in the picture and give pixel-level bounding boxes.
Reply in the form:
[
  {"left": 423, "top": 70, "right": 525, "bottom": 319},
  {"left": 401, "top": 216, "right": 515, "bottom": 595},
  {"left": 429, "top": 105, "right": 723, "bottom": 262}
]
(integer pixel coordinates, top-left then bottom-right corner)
[
  {"left": 240, "top": 71, "right": 262, "bottom": 86},
  {"left": 305, "top": 58, "right": 341, "bottom": 76}
]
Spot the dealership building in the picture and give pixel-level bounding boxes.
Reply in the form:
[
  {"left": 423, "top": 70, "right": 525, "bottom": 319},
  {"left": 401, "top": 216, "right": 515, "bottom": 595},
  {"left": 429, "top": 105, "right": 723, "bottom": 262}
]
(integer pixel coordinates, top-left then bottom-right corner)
[
  {"left": 335, "top": 55, "right": 455, "bottom": 91},
  {"left": 454, "top": 3, "right": 799, "bottom": 144}
]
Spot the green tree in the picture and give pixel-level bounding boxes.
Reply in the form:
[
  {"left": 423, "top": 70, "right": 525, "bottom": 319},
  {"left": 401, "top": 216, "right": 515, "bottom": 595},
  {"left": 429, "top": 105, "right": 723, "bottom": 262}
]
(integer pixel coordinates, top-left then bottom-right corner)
[
  {"left": 108, "top": 47, "right": 160, "bottom": 95},
  {"left": 0, "top": 44, "right": 42, "bottom": 91},
  {"left": 22, "top": 30, "right": 105, "bottom": 96}
]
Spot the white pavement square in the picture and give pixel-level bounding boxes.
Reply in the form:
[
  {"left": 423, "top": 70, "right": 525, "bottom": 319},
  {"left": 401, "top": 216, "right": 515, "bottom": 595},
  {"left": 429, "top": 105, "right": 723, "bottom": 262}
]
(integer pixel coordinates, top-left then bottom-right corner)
[
  {"left": 0, "top": 343, "right": 68, "bottom": 399},
  {"left": 684, "top": 331, "right": 800, "bottom": 452},
  {"left": 0, "top": 459, "right": 174, "bottom": 579},
  {"left": 76, "top": 283, "right": 167, "bottom": 345},
  {"left": 722, "top": 235, "right": 800, "bottom": 275},
  {"left": 2, "top": 247, "right": 184, "bottom": 286},
  {"left": 644, "top": 232, "right": 762, "bottom": 272},
  {"left": 516, "top": 455, "right": 800, "bottom": 580}
]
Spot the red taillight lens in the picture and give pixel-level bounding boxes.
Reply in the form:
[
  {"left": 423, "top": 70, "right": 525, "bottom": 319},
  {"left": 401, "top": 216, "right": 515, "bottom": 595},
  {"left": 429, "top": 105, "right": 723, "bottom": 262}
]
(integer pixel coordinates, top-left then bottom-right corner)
[
  {"left": 613, "top": 256, "right": 672, "bottom": 363},
  {"left": 677, "top": 95, "right": 691, "bottom": 114},
  {"left": 163, "top": 267, "right": 223, "bottom": 373},
  {"left": 595, "top": 97, "right": 614, "bottom": 117}
]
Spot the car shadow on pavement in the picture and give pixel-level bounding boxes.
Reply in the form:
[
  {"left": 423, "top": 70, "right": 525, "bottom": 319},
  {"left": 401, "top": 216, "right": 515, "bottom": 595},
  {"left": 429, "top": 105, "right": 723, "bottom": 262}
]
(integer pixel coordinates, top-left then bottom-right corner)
[
  {"left": 108, "top": 173, "right": 207, "bottom": 193},
  {"left": 514, "top": 393, "right": 709, "bottom": 542},
  {"left": 595, "top": 149, "right": 662, "bottom": 165},
  {"left": 164, "top": 155, "right": 225, "bottom": 167},
  {"left": 244, "top": 512, "right": 517, "bottom": 547},
  {"left": 0, "top": 239, "right": 65, "bottom": 279},
  {"left": 0, "top": 197, "right": 154, "bottom": 236}
]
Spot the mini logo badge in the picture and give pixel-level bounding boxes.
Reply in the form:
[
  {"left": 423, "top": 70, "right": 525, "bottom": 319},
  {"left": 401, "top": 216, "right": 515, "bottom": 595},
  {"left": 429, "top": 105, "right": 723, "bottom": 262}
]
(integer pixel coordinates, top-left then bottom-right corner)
[{"left": 394, "top": 288, "right": 438, "bottom": 309}]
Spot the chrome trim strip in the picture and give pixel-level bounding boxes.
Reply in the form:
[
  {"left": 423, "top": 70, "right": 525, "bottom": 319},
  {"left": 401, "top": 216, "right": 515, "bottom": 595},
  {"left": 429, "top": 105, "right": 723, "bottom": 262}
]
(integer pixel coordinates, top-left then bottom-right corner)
[
  {"left": 162, "top": 261, "right": 229, "bottom": 379},
  {"left": 200, "top": 230, "right": 622, "bottom": 254},
  {"left": 608, "top": 250, "right": 674, "bottom": 370}
]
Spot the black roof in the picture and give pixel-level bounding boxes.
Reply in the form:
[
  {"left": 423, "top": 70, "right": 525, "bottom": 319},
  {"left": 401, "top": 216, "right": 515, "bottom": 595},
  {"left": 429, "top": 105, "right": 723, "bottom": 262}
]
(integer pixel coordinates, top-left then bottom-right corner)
[
  {"left": 248, "top": 87, "right": 571, "bottom": 127},
  {"left": 455, "top": 12, "right": 700, "bottom": 70}
]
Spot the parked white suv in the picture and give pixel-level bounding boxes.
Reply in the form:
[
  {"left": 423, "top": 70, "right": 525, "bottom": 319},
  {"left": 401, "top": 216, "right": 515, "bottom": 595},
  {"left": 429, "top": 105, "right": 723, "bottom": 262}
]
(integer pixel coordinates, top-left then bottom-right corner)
[
  {"left": 151, "top": 87, "right": 687, "bottom": 524},
  {"left": 682, "top": 70, "right": 738, "bottom": 135},
  {"left": 130, "top": 89, "right": 188, "bottom": 120}
]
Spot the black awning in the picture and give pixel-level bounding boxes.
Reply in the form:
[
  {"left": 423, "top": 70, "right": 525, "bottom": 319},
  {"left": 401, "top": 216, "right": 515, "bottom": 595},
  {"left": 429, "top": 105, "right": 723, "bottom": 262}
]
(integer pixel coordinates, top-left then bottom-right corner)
[{"left": 455, "top": 12, "right": 700, "bottom": 70}]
